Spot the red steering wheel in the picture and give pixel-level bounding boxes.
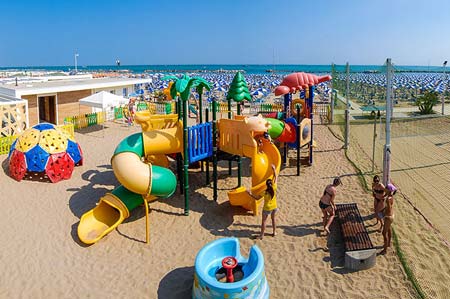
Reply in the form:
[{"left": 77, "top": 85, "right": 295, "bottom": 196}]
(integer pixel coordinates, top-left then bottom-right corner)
[{"left": 221, "top": 256, "right": 238, "bottom": 283}]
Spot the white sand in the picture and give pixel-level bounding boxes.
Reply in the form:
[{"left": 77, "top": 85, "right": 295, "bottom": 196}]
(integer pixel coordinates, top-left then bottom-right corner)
[{"left": 0, "top": 120, "right": 420, "bottom": 298}]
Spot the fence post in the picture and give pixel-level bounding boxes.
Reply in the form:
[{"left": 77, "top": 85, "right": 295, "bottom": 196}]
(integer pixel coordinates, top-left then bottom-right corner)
[
  {"left": 330, "top": 63, "right": 335, "bottom": 124},
  {"left": 383, "top": 58, "right": 393, "bottom": 185},
  {"left": 344, "top": 62, "right": 350, "bottom": 149}
]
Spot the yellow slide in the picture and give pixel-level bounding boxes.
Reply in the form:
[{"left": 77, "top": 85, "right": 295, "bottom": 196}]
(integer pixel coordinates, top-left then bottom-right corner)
[
  {"left": 77, "top": 114, "right": 183, "bottom": 245},
  {"left": 219, "top": 116, "right": 281, "bottom": 216}
]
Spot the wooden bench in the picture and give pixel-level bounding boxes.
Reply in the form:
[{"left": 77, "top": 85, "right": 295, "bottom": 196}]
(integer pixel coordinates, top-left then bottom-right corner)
[{"left": 336, "top": 203, "right": 376, "bottom": 270}]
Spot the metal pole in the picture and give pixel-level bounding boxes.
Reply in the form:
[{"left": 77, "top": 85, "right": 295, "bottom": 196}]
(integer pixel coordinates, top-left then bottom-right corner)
[
  {"left": 383, "top": 58, "right": 393, "bottom": 185},
  {"left": 344, "top": 62, "right": 350, "bottom": 149},
  {"left": 75, "top": 53, "right": 79, "bottom": 73},
  {"left": 442, "top": 61, "right": 447, "bottom": 115},
  {"left": 372, "top": 110, "right": 380, "bottom": 173},
  {"left": 330, "top": 63, "right": 335, "bottom": 124}
]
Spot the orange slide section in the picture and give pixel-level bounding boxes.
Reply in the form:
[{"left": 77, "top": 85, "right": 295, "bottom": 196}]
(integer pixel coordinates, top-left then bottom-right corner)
[{"left": 218, "top": 116, "right": 281, "bottom": 215}]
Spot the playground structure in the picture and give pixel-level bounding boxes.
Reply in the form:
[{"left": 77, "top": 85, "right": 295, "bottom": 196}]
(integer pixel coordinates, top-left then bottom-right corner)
[
  {"left": 76, "top": 72, "right": 331, "bottom": 244},
  {"left": 272, "top": 72, "right": 332, "bottom": 167},
  {"left": 77, "top": 113, "right": 181, "bottom": 244},
  {"left": 8, "top": 123, "right": 83, "bottom": 183},
  {"left": 193, "top": 237, "right": 269, "bottom": 299}
]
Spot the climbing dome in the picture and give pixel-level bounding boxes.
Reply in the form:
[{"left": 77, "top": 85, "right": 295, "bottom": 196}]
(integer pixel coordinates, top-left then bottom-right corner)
[{"left": 8, "top": 123, "right": 83, "bottom": 183}]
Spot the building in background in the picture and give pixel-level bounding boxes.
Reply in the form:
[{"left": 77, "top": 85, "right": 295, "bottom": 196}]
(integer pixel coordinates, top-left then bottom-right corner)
[{"left": 0, "top": 76, "right": 152, "bottom": 126}]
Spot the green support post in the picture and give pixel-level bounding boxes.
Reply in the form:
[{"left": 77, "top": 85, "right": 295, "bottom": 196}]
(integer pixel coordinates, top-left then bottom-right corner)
[
  {"left": 177, "top": 97, "right": 184, "bottom": 195},
  {"left": 183, "top": 98, "right": 189, "bottom": 215},
  {"left": 227, "top": 98, "right": 232, "bottom": 175},
  {"left": 213, "top": 100, "right": 218, "bottom": 201},
  {"left": 237, "top": 103, "right": 242, "bottom": 187}
]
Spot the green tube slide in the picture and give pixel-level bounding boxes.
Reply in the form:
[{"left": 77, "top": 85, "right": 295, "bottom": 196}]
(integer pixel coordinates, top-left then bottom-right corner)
[
  {"left": 114, "top": 132, "right": 144, "bottom": 157},
  {"left": 77, "top": 130, "right": 178, "bottom": 245},
  {"left": 266, "top": 118, "right": 285, "bottom": 139}
]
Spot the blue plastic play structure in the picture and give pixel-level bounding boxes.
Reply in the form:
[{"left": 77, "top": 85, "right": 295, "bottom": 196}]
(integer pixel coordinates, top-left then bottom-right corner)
[{"left": 193, "top": 238, "right": 269, "bottom": 299}]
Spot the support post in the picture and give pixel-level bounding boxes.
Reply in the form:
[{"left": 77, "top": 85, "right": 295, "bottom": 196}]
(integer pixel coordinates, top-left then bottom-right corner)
[
  {"left": 442, "top": 61, "right": 447, "bottom": 115},
  {"left": 283, "top": 93, "right": 291, "bottom": 166},
  {"left": 237, "top": 103, "right": 242, "bottom": 187},
  {"left": 205, "top": 107, "right": 210, "bottom": 185},
  {"left": 344, "top": 62, "right": 350, "bottom": 149},
  {"left": 176, "top": 96, "right": 183, "bottom": 194},
  {"left": 183, "top": 98, "right": 189, "bottom": 215},
  {"left": 228, "top": 99, "right": 232, "bottom": 175},
  {"left": 296, "top": 105, "right": 301, "bottom": 176},
  {"left": 212, "top": 100, "right": 218, "bottom": 201},
  {"left": 330, "top": 63, "right": 335, "bottom": 124},
  {"left": 199, "top": 92, "right": 204, "bottom": 172},
  {"left": 383, "top": 58, "right": 393, "bottom": 186},
  {"left": 309, "top": 86, "right": 314, "bottom": 165},
  {"left": 371, "top": 110, "right": 380, "bottom": 173}
]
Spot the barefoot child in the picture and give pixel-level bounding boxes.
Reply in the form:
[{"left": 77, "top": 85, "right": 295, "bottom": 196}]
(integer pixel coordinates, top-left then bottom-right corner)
[
  {"left": 247, "top": 164, "right": 278, "bottom": 239},
  {"left": 372, "top": 175, "right": 386, "bottom": 232}
]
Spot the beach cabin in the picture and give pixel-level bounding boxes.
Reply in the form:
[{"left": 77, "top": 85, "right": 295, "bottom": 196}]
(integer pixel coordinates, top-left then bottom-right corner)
[{"left": 0, "top": 76, "right": 152, "bottom": 126}]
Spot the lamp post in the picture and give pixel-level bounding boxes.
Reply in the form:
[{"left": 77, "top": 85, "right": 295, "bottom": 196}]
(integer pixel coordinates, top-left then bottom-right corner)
[
  {"left": 74, "top": 53, "right": 79, "bottom": 73},
  {"left": 442, "top": 60, "right": 447, "bottom": 115}
]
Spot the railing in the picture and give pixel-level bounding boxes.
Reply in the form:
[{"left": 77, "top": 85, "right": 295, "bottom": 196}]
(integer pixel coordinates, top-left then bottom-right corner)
[
  {"left": 188, "top": 122, "right": 213, "bottom": 163},
  {"left": 313, "top": 101, "right": 331, "bottom": 124},
  {"left": 251, "top": 103, "right": 283, "bottom": 114},
  {"left": 0, "top": 135, "right": 17, "bottom": 155},
  {"left": 64, "top": 111, "right": 106, "bottom": 129}
]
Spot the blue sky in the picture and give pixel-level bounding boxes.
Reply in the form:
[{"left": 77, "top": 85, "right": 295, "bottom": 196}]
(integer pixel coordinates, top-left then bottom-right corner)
[{"left": 1, "top": 0, "right": 449, "bottom": 66}]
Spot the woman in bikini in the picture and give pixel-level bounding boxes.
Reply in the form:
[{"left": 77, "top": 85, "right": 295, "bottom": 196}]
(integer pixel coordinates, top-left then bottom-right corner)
[
  {"left": 372, "top": 175, "right": 386, "bottom": 232},
  {"left": 381, "top": 183, "right": 396, "bottom": 255},
  {"left": 319, "top": 177, "right": 342, "bottom": 235}
]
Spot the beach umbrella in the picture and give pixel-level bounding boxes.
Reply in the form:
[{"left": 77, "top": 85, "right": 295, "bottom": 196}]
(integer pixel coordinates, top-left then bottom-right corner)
[{"left": 251, "top": 90, "right": 264, "bottom": 98}]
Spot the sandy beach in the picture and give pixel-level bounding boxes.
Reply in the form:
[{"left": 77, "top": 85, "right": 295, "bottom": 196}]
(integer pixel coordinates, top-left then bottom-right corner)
[{"left": 0, "top": 119, "right": 428, "bottom": 298}]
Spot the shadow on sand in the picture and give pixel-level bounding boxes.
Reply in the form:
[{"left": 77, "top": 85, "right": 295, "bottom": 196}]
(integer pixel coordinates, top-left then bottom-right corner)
[{"left": 157, "top": 266, "right": 194, "bottom": 299}]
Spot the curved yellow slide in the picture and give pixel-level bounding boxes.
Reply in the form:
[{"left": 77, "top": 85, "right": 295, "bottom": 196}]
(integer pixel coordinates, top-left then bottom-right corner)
[
  {"left": 78, "top": 114, "right": 182, "bottom": 245},
  {"left": 228, "top": 137, "right": 281, "bottom": 215},
  {"left": 219, "top": 115, "right": 281, "bottom": 216}
]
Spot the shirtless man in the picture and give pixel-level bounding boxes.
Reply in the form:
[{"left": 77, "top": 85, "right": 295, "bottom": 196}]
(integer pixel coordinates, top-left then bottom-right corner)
[
  {"left": 319, "top": 178, "right": 342, "bottom": 235},
  {"left": 381, "top": 183, "right": 397, "bottom": 255},
  {"left": 372, "top": 175, "right": 386, "bottom": 232}
]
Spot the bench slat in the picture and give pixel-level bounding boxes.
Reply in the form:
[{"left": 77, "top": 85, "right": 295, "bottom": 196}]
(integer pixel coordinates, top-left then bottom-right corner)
[{"left": 336, "top": 203, "right": 374, "bottom": 251}]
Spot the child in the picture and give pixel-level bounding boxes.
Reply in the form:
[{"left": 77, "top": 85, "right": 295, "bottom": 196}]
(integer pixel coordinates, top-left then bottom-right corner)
[
  {"left": 372, "top": 175, "right": 386, "bottom": 232},
  {"left": 247, "top": 164, "right": 278, "bottom": 239}
]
